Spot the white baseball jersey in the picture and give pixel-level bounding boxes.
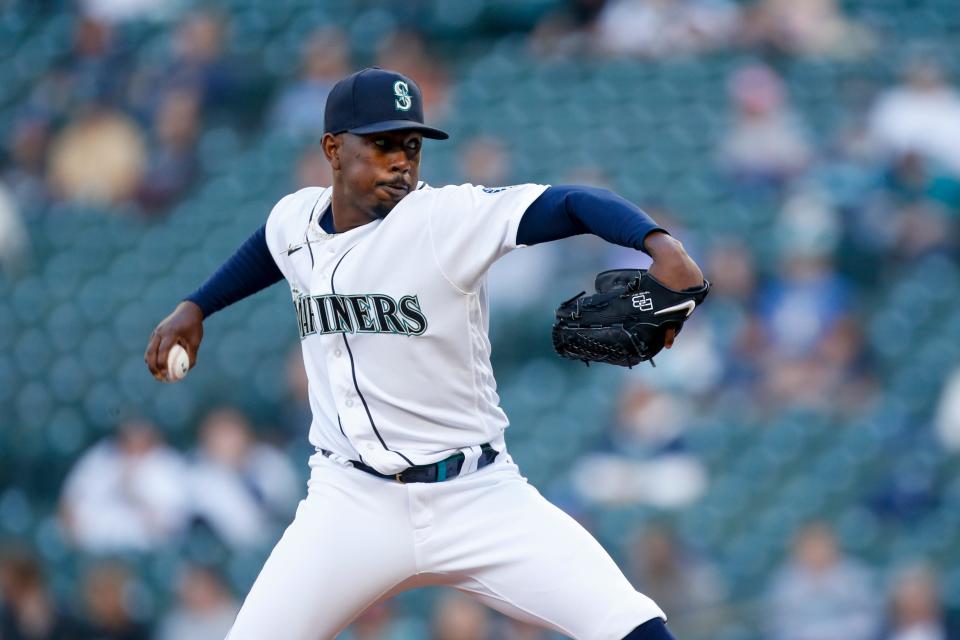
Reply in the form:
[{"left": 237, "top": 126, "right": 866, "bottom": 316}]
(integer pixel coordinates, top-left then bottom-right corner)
[{"left": 264, "top": 182, "right": 548, "bottom": 474}]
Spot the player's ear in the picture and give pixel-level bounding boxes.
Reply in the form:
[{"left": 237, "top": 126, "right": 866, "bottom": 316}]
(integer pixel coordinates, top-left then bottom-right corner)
[{"left": 322, "top": 133, "right": 341, "bottom": 171}]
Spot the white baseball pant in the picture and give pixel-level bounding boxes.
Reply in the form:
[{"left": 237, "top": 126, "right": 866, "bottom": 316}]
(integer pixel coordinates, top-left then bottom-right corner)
[{"left": 226, "top": 453, "right": 665, "bottom": 640}]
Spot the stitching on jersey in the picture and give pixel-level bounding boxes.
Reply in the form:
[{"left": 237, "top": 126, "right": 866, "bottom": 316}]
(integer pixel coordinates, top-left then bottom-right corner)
[
  {"left": 331, "top": 246, "right": 415, "bottom": 467},
  {"left": 426, "top": 190, "right": 473, "bottom": 296}
]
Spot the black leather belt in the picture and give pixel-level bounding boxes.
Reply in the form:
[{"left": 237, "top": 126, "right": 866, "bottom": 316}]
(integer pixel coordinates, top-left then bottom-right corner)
[{"left": 321, "top": 444, "right": 499, "bottom": 483}]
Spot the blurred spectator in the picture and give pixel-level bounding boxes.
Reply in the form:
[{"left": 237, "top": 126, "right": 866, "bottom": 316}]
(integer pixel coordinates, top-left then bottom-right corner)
[
  {"left": 136, "top": 89, "right": 202, "bottom": 212},
  {"left": 47, "top": 105, "right": 146, "bottom": 206},
  {"left": 870, "top": 156, "right": 960, "bottom": 265},
  {"left": 569, "top": 385, "right": 707, "bottom": 508},
  {"left": 718, "top": 64, "right": 812, "bottom": 191},
  {"left": 766, "top": 522, "right": 880, "bottom": 640},
  {"left": 0, "top": 180, "right": 29, "bottom": 273},
  {"left": 188, "top": 407, "right": 300, "bottom": 549},
  {"left": 65, "top": 16, "right": 125, "bottom": 109},
  {"left": 170, "top": 11, "right": 233, "bottom": 103},
  {"left": 431, "top": 593, "right": 489, "bottom": 640},
  {"left": 593, "top": 0, "right": 739, "bottom": 58},
  {"left": 881, "top": 563, "right": 950, "bottom": 640},
  {"left": 126, "top": 10, "right": 240, "bottom": 117},
  {"left": 60, "top": 419, "right": 189, "bottom": 552},
  {"left": 375, "top": 31, "right": 449, "bottom": 120},
  {"left": 76, "top": 562, "right": 149, "bottom": 640},
  {"left": 528, "top": 5, "right": 592, "bottom": 60},
  {"left": 458, "top": 136, "right": 511, "bottom": 187},
  {"left": 869, "top": 57, "right": 960, "bottom": 176},
  {"left": 3, "top": 117, "right": 52, "bottom": 213},
  {"left": 25, "top": 14, "right": 131, "bottom": 130},
  {"left": 756, "top": 233, "right": 876, "bottom": 411},
  {"left": 758, "top": 251, "right": 849, "bottom": 360},
  {"left": 155, "top": 565, "right": 239, "bottom": 640},
  {"left": 881, "top": 152, "right": 960, "bottom": 213},
  {"left": 295, "top": 145, "right": 333, "bottom": 191},
  {"left": 0, "top": 546, "right": 77, "bottom": 639},
  {"left": 741, "top": 0, "right": 873, "bottom": 58},
  {"left": 270, "top": 26, "right": 350, "bottom": 136},
  {"left": 628, "top": 524, "right": 727, "bottom": 637}
]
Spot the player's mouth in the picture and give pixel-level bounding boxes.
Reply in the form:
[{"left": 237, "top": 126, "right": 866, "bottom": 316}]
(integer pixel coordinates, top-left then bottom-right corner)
[{"left": 378, "top": 181, "right": 410, "bottom": 199}]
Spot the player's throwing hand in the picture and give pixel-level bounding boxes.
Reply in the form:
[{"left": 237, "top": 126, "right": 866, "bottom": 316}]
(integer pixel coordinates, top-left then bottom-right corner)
[{"left": 144, "top": 301, "right": 203, "bottom": 381}]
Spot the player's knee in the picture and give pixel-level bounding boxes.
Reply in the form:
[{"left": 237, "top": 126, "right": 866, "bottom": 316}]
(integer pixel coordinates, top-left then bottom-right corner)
[{"left": 622, "top": 617, "right": 677, "bottom": 640}]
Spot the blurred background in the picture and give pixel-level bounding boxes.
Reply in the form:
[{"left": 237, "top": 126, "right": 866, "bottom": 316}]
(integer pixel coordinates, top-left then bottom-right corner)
[{"left": 1, "top": 0, "right": 959, "bottom": 638}]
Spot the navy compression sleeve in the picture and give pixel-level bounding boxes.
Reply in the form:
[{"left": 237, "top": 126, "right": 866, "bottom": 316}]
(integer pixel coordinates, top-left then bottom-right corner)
[
  {"left": 184, "top": 224, "right": 284, "bottom": 318},
  {"left": 516, "top": 185, "right": 665, "bottom": 251}
]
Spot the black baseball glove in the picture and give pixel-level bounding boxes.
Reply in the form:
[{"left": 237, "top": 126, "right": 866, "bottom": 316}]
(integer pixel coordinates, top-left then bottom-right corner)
[{"left": 552, "top": 269, "right": 710, "bottom": 368}]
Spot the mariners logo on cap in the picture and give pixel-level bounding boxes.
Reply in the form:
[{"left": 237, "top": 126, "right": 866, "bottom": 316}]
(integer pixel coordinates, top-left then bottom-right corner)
[{"left": 394, "top": 81, "right": 412, "bottom": 112}]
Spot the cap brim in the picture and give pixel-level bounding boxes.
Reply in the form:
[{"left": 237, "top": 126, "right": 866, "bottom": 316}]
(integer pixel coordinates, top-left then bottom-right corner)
[{"left": 347, "top": 120, "right": 449, "bottom": 140}]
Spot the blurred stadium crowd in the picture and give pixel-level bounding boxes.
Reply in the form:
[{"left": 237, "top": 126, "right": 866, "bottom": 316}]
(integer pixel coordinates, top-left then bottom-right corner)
[{"left": 1, "top": 0, "right": 960, "bottom": 638}]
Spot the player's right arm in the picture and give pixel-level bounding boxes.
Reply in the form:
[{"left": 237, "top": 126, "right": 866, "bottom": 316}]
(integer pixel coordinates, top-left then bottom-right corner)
[
  {"left": 145, "top": 188, "right": 324, "bottom": 381},
  {"left": 144, "top": 224, "right": 284, "bottom": 381}
]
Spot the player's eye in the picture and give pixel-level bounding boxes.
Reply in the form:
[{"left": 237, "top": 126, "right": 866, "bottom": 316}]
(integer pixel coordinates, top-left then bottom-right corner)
[
  {"left": 374, "top": 138, "right": 387, "bottom": 148},
  {"left": 407, "top": 139, "right": 421, "bottom": 152}
]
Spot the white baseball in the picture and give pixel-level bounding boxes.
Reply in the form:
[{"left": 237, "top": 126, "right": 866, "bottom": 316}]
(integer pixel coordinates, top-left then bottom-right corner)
[{"left": 166, "top": 344, "right": 190, "bottom": 382}]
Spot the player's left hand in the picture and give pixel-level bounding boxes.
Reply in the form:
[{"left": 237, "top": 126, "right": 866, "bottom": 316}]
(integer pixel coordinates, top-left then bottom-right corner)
[
  {"left": 643, "top": 231, "right": 704, "bottom": 348},
  {"left": 551, "top": 267, "right": 709, "bottom": 367}
]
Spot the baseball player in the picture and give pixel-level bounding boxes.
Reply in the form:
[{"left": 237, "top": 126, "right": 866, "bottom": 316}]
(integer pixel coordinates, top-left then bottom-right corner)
[{"left": 145, "top": 68, "right": 705, "bottom": 640}]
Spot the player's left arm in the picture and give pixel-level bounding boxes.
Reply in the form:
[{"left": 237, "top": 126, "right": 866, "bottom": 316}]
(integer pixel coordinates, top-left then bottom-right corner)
[{"left": 518, "top": 185, "right": 704, "bottom": 347}]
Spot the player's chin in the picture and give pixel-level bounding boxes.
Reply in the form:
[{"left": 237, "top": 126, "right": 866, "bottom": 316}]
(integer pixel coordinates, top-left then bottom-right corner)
[
  {"left": 369, "top": 196, "right": 399, "bottom": 219},
  {"left": 372, "top": 185, "right": 409, "bottom": 216}
]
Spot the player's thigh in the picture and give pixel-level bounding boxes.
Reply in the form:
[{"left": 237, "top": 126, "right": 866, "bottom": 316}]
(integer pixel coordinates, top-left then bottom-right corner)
[
  {"left": 433, "top": 466, "right": 664, "bottom": 640},
  {"left": 227, "top": 463, "right": 416, "bottom": 640}
]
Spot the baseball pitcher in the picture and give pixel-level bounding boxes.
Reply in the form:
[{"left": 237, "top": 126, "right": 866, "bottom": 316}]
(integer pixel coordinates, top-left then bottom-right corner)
[{"left": 145, "top": 68, "right": 707, "bottom": 640}]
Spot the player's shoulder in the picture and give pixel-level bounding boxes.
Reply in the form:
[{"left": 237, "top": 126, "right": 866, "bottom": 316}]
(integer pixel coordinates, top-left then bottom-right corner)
[
  {"left": 265, "top": 186, "right": 329, "bottom": 253},
  {"left": 266, "top": 186, "right": 330, "bottom": 241},
  {"left": 270, "top": 186, "right": 329, "bottom": 221}
]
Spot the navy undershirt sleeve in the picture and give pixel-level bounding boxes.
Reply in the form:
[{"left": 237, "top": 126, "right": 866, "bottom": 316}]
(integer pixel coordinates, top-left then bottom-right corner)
[
  {"left": 623, "top": 618, "right": 676, "bottom": 640},
  {"left": 184, "top": 224, "right": 283, "bottom": 318},
  {"left": 516, "top": 185, "right": 665, "bottom": 252}
]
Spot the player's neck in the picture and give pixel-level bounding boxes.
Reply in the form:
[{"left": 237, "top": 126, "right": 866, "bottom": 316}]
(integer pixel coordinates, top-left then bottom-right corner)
[{"left": 329, "top": 189, "right": 378, "bottom": 233}]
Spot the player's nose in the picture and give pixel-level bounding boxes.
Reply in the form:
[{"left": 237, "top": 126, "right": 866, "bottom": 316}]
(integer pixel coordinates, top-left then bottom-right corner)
[{"left": 387, "top": 150, "right": 411, "bottom": 173}]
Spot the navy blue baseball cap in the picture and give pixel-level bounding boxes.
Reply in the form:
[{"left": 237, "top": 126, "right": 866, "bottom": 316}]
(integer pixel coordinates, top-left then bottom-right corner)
[{"left": 323, "top": 67, "right": 449, "bottom": 140}]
